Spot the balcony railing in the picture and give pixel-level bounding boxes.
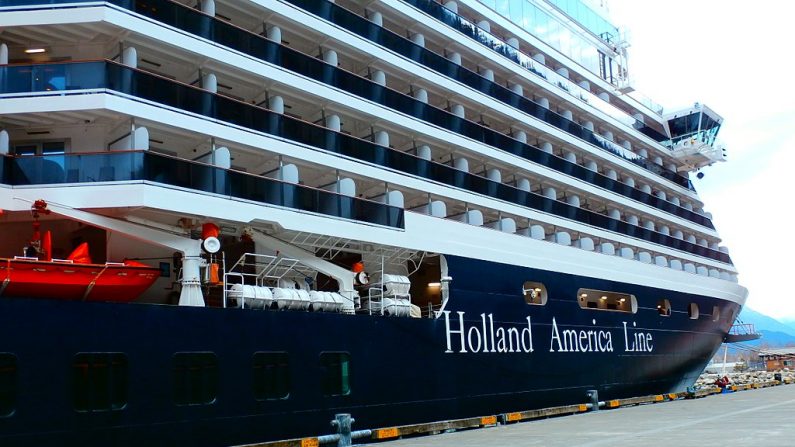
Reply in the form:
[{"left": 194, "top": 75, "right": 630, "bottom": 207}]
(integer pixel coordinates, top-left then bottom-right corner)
[
  {"left": 0, "top": 150, "right": 405, "bottom": 228},
  {"left": 0, "top": 60, "right": 731, "bottom": 264},
  {"left": 281, "top": 0, "right": 692, "bottom": 189},
  {"left": 0, "top": 0, "right": 709, "bottom": 228}
]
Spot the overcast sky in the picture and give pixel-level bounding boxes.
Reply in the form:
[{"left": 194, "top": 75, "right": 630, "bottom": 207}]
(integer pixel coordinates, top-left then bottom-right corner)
[{"left": 607, "top": 1, "right": 795, "bottom": 319}]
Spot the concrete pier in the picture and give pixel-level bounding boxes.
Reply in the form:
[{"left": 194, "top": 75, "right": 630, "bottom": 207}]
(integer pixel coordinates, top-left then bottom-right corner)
[{"left": 380, "top": 385, "right": 795, "bottom": 447}]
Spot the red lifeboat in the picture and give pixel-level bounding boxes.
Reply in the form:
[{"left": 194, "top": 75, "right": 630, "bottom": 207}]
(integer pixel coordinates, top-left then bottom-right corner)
[
  {"left": 0, "top": 242, "right": 160, "bottom": 303},
  {"left": 0, "top": 200, "right": 160, "bottom": 302}
]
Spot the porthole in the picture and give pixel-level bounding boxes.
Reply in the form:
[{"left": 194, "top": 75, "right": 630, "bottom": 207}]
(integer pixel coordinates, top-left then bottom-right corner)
[
  {"left": 657, "top": 299, "right": 671, "bottom": 316},
  {"left": 689, "top": 303, "right": 700, "bottom": 320},
  {"left": 522, "top": 281, "right": 547, "bottom": 305}
]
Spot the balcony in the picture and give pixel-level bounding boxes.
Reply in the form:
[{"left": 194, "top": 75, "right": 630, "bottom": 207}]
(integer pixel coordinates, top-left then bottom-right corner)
[
  {"left": 0, "top": 0, "right": 701, "bottom": 209},
  {"left": 0, "top": 150, "right": 405, "bottom": 229},
  {"left": 0, "top": 60, "right": 731, "bottom": 264}
]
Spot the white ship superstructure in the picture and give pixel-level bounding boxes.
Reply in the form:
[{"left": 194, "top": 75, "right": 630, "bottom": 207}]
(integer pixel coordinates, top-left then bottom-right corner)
[{"left": 0, "top": 0, "right": 747, "bottom": 444}]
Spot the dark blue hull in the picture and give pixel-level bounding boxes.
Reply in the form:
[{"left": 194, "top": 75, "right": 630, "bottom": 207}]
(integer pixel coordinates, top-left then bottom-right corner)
[{"left": 0, "top": 255, "right": 737, "bottom": 446}]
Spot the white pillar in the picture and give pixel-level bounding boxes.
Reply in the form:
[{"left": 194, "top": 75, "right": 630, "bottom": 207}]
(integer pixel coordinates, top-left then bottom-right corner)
[
  {"left": 532, "top": 53, "right": 546, "bottom": 64},
  {"left": 598, "top": 92, "right": 610, "bottom": 102},
  {"left": 542, "top": 187, "right": 556, "bottom": 200},
  {"left": 326, "top": 114, "right": 341, "bottom": 132},
  {"left": 201, "top": 0, "right": 215, "bottom": 16},
  {"left": 480, "top": 68, "right": 494, "bottom": 82},
  {"left": 0, "top": 43, "right": 7, "bottom": 65},
  {"left": 122, "top": 46, "right": 137, "bottom": 69},
  {"left": 323, "top": 49, "right": 338, "bottom": 66},
  {"left": 448, "top": 52, "right": 462, "bottom": 65},
  {"left": 413, "top": 88, "right": 428, "bottom": 103},
  {"left": 267, "top": 25, "right": 282, "bottom": 44},
  {"left": 556, "top": 67, "right": 569, "bottom": 79},
  {"left": 486, "top": 168, "right": 501, "bottom": 183},
  {"left": 371, "top": 70, "right": 386, "bottom": 86},
  {"left": 540, "top": 142, "right": 553, "bottom": 153},
  {"left": 578, "top": 80, "right": 590, "bottom": 91},
  {"left": 0, "top": 130, "right": 9, "bottom": 155},
  {"left": 605, "top": 169, "right": 618, "bottom": 180},
  {"left": 270, "top": 95, "right": 284, "bottom": 114},
  {"left": 561, "top": 110, "right": 573, "bottom": 120},
  {"left": 451, "top": 103, "right": 465, "bottom": 118},
  {"left": 583, "top": 121, "right": 595, "bottom": 131},
  {"left": 443, "top": 0, "right": 458, "bottom": 13},
  {"left": 417, "top": 145, "right": 432, "bottom": 160},
  {"left": 514, "top": 130, "right": 527, "bottom": 144},
  {"left": 603, "top": 130, "right": 614, "bottom": 141},
  {"left": 538, "top": 97, "right": 550, "bottom": 109},
  {"left": 477, "top": 20, "right": 491, "bottom": 33},
  {"left": 202, "top": 73, "right": 217, "bottom": 93},
  {"left": 411, "top": 33, "right": 425, "bottom": 47},
  {"left": 369, "top": 11, "right": 383, "bottom": 27},
  {"left": 510, "top": 82, "right": 523, "bottom": 96},
  {"left": 507, "top": 37, "right": 519, "bottom": 48},
  {"left": 375, "top": 130, "right": 389, "bottom": 147}
]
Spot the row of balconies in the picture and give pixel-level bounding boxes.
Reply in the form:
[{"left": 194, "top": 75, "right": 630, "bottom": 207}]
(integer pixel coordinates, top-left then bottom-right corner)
[{"left": 0, "top": 57, "right": 729, "bottom": 264}]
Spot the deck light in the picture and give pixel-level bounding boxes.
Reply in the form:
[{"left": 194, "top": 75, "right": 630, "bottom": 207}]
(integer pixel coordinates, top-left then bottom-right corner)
[
  {"left": 25, "top": 48, "right": 46, "bottom": 54},
  {"left": 427, "top": 282, "right": 441, "bottom": 287}
]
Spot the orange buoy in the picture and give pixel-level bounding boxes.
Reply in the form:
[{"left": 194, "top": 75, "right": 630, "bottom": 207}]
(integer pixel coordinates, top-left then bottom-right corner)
[{"left": 352, "top": 261, "right": 365, "bottom": 273}]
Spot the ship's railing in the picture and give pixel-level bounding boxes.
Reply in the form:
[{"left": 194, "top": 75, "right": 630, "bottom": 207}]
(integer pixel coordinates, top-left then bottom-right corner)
[
  {"left": 0, "top": 149, "right": 405, "bottom": 229},
  {"left": 729, "top": 323, "right": 757, "bottom": 336},
  {"left": 401, "top": 0, "right": 665, "bottom": 122},
  {"left": 281, "top": 0, "right": 692, "bottom": 189},
  {"left": 0, "top": 0, "right": 691, "bottom": 191},
  {"left": 0, "top": 0, "right": 708, "bottom": 224},
  {"left": 0, "top": 60, "right": 733, "bottom": 263}
]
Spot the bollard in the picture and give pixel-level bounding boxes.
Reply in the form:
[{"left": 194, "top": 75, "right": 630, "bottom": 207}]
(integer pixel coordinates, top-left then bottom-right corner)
[
  {"left": 331, "top": 414, "right": 353, "bottom": 447},
  {"left": 586, "top": 389, "right": 599, "bottom": 412}
]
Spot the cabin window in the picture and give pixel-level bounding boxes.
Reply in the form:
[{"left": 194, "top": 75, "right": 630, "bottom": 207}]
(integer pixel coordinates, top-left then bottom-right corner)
[
  {"left": 712, "top": 306, "right": 721, "bottom": 322},
  {"left": 0, "top": 354, "right": 17, "bottom": 417},
  {"left": 173, "top": 352, "right": 218, "bottom": 406},
  {"left": 522, "top": 281, "right": 547, "bottom": 305},
  {"left": 689, "top": 303, "right": 700, "bottom": 319},
  {"left": 253, "top": 352, "right": 290, "bottom": 400},
  {"left": 657, "top": 299, "right": 671, "bottom": 316},
  {"left": 320, "top": 352, "right": 351, "bottom": 397},
  {"left": 577, "top": 289, "right": 636, "bottom": 313},
  {"left": 72, "top": 353, "right": 127, "bottom": 412}
]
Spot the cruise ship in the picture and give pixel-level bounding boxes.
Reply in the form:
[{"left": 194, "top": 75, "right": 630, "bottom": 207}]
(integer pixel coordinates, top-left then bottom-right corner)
[{"left": 0, "top": 0, "right": 747, "bottom": 445}]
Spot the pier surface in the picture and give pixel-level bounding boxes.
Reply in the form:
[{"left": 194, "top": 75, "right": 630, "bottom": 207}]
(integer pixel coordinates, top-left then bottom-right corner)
[{"left": 379, "top": 385, "right": 795, "bottom": 447}]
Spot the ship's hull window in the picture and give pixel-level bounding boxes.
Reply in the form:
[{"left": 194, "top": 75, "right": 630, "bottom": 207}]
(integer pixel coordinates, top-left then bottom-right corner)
[
  {"left": 577, "top": 289, "right": 637, "bottom": 313},
  {"left": 657, "top": 299, "right": 672, "bottom": 316},
  {"left": 320, "top": 352, "right": 351, "bottom": 397},
  {"left": 72, "top": 353, "right": 127, "bottom": 412},
  {"left": 522, "top": 281, "right": 548, "bottom": 305},
  {"left": 0, "top": 354, "right": 17, "bottom": 417},
  {"left": 253, "top": 352, "right": 290, "bottom": 400},
  {"left": 689, "top": 303, "right": 700, "bottom": 320},
  {"left": 173, "top": 352, "right": 218, "bottom": 406},
  {"left": 712, "top": 306, "right": 721, "bottom": 322}
]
